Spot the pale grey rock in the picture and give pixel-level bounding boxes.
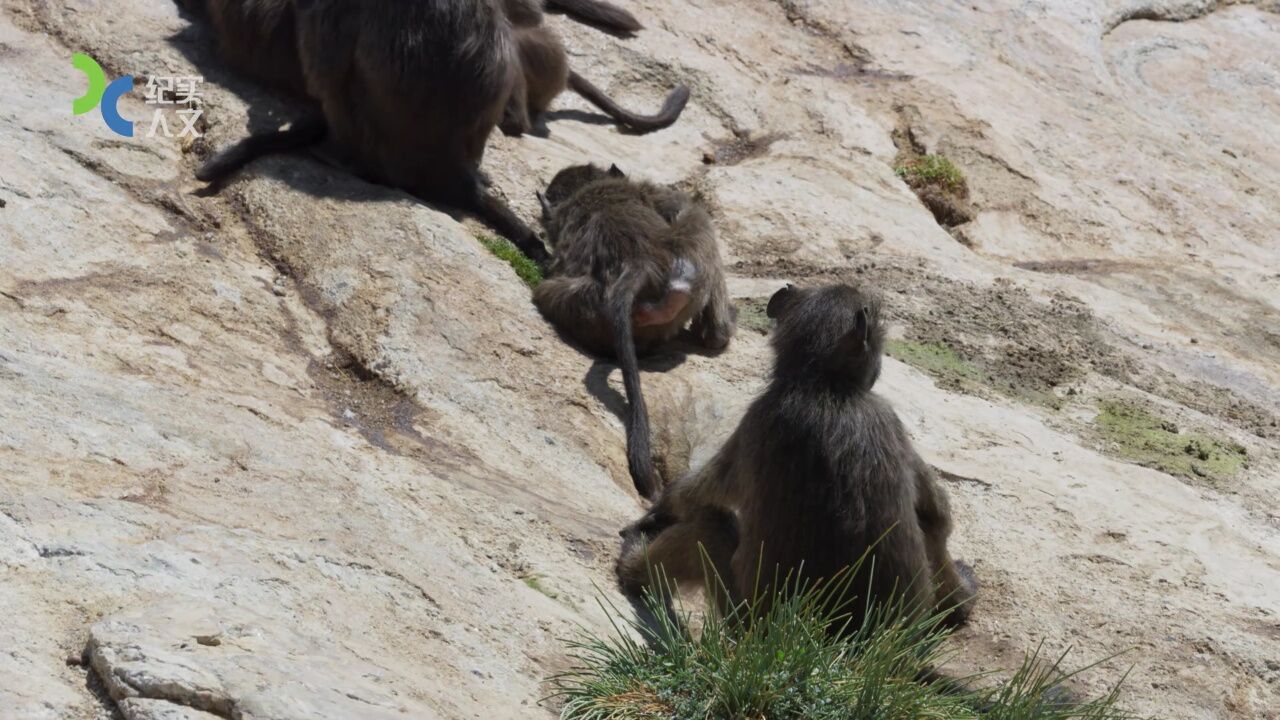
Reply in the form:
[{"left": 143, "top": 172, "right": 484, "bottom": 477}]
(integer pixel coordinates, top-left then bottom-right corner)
[{"left": 0, "top": 0, "right": 1277, "bottom": 719}]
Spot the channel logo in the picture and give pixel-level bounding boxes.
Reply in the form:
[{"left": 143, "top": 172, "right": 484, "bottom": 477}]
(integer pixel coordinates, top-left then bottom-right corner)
[{"left": 72, "top": 53, "right": 134, "bottom": 137}]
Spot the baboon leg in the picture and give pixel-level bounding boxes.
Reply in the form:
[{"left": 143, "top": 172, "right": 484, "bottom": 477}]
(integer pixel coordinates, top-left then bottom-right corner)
[
  {"left": 462, "top": 174, "right": 550, "bottom": 268},
  {"left": 532, "top": 275, "right": 611, "bottom": 354},
  {"left": 617, "top": 506, "right": 739, "bottom": 619},
  {"left": 499, "top": 73, "right": 533, "bottom": 137},
  {"left": 913, "top": 457, "right": 976, "bottom": 626},
  {"left": 692, "top": 263, "right": 733, "bottom": 350}
]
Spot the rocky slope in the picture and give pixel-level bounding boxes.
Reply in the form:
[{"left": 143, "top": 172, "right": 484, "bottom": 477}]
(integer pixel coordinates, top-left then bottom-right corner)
[{"left": 1, "top": 0, "right": 1277, "bottom": 718}]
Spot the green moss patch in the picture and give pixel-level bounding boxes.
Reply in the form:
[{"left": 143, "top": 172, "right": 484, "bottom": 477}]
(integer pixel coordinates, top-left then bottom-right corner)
[
  {"left": 735, "top": 297, "right": 774, "bottom": 335},
  {"left": 886, "top": 339, "right": 987, "bottom": 389},
  {"left": 478, "top": 234, "right": 543, "bottom": 288},
  {"left": 1095, "top": 400, "right": 1247, "bottom": 484},
  {"left": 522, "top": 574, "right": 558, "bottom": 600},
  {"left": 885, "top": 338, "right": 1070, "bottom": 409}
]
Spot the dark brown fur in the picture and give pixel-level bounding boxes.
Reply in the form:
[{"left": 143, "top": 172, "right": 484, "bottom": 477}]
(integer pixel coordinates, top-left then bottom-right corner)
[
  {"left": 534, "top": 164, "right": 733, "bottom": 498},
  {"left": 617, "top": 284, "right": 976, "bottom": 630},
  {"left": 499, "top": 0, "right": 689, "bottom": 137},
  {"left": 190, "top": 0, "right": 547, "bottom": 263},
  {"left": 182, "top": 0, "right": 307, "bottom": 94}
]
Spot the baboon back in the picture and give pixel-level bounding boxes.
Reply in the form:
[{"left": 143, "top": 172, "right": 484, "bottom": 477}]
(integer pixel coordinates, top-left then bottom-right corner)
[
  {"left": 295, "top": 0, "right": 517, "bottom": 193},
  {"left": 732, "top": 389, "right": 932, "bottom": 620}
]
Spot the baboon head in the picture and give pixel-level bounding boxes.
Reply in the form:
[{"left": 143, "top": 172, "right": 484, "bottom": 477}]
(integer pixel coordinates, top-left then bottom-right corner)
[
  {"left": 540, "top": 163, "right": 627, "bottom": 216},
  {"left": 766, "top": 283, "right": 885, "bottom": 391}
]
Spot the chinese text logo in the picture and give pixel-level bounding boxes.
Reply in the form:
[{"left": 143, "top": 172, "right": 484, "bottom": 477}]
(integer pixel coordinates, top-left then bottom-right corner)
[{"left": 72, "top": 53, "right": 204, "bottom": 139}]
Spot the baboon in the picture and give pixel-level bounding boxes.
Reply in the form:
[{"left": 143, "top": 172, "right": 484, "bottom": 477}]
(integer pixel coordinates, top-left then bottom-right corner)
[
  {"left": 188, "top": 0, "right": 687, "bottom": 264},
  {"left": 499, "top": 0, "right": 689, "bottom": 137},
  {"left": 176, "top": 0, "right": 306, "bottom": 94},
  {"left": 617, "top": 283, "right": 977, "bottom": 631},
  {"left": 534, "top": 163, "right": 734, "bottom": 499},
  {"left": 192, "top": 0, "right": 548, "bottom": 263}
]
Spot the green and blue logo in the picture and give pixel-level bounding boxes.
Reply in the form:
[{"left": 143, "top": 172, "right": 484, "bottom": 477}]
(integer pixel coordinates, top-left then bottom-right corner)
[
  {"left": 71, "top": 53, "right": 206, "bottom": 139},
  {"left": 72, "top": 53, "right": 135, "bottom": 137}
]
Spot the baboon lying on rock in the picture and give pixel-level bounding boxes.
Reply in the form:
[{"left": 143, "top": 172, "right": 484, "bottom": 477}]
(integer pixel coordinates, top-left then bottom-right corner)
[
  {"left": 618, "top": 283, "right": 977, "bottom": 630},
  {"left": 534, "top": 164, "right": 734, "bottom": 499}
]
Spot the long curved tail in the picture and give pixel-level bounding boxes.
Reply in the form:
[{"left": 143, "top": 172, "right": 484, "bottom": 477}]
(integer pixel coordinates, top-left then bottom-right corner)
[
  {"left": 195, "top": 115, "right": 327, "bottom": 182},
  {"left": 568, "top": 71, "right": 690, "bottom": 134},
  {"left": 607, "top": 269, "right": 660, "bottom": 498},
  {"left": 545, "top": 0, "right": 642, "bottom": 36}
]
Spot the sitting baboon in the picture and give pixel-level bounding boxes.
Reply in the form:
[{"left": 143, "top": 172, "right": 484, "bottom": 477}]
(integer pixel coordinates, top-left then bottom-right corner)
[
  {"left": 534, "top": 164, "right": 734, "bottom": 499},
  {"left": 188, "top": 0, "right": 686, "bottom": 265},
  {"left": 618, "top": 284, "right": 977, "bottom": 630},
  {"left": 500, "top": 0, "right": 690, "bottom": 137}
]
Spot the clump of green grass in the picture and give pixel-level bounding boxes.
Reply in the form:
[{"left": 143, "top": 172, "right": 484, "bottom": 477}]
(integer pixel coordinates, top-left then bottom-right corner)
[
  {"left": 551, "top": 567, "right": 1130, "bottom": 720},
  {"left": 478, "top": 234, "right": 543, "bottom": 288},
  {"left": 1095, "top": 399, "right": 1247, "bottom": 484},
  {"left": 895, "top": 154, "right": 967, "bottom": 194}
]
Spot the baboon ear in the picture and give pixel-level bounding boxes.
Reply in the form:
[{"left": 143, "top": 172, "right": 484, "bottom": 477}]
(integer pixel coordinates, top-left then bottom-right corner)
[
  {"left": 536, "top": 190, "right": 552, "bottom": 217},
  {"left": 607, "top": 163, "right": 626, "bottom": 178},
  {"left": 838, "top": 307, "right": 872, "bottom": 355},
  {"left": 766, "top": 284, "right": 798, "bottom": 319}
]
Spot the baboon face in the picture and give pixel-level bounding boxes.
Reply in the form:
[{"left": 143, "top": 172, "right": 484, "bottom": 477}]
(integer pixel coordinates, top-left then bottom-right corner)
[{"left": 767, "top": 284, "right": 885, "bottom": 390}]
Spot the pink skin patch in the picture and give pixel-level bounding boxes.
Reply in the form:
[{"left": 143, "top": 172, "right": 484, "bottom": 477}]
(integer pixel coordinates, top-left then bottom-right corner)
[{"left": 634, "top": 289, "right": 691, "bottom": 327}]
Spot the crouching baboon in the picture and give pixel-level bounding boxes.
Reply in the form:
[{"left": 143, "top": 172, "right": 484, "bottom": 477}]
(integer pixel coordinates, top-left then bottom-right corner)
[
  {"left": 534, "top": 164, "right": 734, "bottom": 499},
  {"left": 617, "top": 283, "right": 977, "bottom": 631},
  {"left": 500, "top": 0, "right": 690, "bottom": 137}
]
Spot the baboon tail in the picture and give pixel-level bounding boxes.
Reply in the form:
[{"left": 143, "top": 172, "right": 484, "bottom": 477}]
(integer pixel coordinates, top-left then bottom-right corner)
[
  {"left": 195, "top": 115, "right": 327, "bottom": 183},
  {"left": 568, "top": 71, "right": 690, "bottom": 134},
  {"left": 546, "top": 0, "right": 643, "bottom": 36},
  {"left": 607, "top": 269, "right": 660, "bottom": 499},
  {"left": 463, "top": 173, "right": 551, "bottom": 270}
]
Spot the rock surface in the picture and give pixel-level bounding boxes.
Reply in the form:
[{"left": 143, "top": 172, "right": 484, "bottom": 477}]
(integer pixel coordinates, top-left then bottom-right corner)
[{"left": 0, "top": 0, "right": 1277, "bottom": 718}]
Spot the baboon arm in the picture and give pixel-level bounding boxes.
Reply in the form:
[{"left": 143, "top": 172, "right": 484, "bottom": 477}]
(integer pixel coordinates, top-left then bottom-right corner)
[
  {"left": 657, "top": 427, "right": 745, "bottom": 519},
  {"left": 913, "top": 453, "right": 976, "bottom": 624},
  {"left": 912, "top": 453, "right": 953, "bottom": 539}
]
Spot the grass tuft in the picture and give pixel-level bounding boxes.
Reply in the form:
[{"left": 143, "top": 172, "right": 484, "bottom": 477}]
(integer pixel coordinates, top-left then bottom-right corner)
[
  {"left": 895, "top": 155, "right": 967, "bottom": 194},
  {"left": 1094, "top": 399, "right": 1247, "bottom": 484},
  {"left": 551, "top": 564, "right": 1132, "bottom": 719},
  {"left": 478, "top": 234, "right": 543, "bottom": 288}
]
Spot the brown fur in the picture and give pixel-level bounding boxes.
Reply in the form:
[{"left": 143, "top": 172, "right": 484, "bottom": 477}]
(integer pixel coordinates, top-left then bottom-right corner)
[
  {"left": 534, "top": 164, "right": 733, "bottom": 498},
  {"left": 617, "top": 284, "right": 976, "bottom": 630},
  {"left": 190, "top": 0, "right": 549, "bottom": 264},
  {"left": 185, "top": 0, "right": 306, "bottom": 94},
  {"left": 498, "top": 0, "right": 689, "bottom": 137}
]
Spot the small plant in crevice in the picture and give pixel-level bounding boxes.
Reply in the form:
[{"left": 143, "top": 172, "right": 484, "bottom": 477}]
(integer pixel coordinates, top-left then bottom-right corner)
[
  {"left": 550, "top": 561, "right": 1132, "bottom": 720},
  {"left": 896, "top": 154, "right": 967, "bottom": 194},
  {"left": 894, "top": 153, "right": 973, "bottom": 228},
  {"left": 478, "top": 234, "right": 544, "bottom": 288}
]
